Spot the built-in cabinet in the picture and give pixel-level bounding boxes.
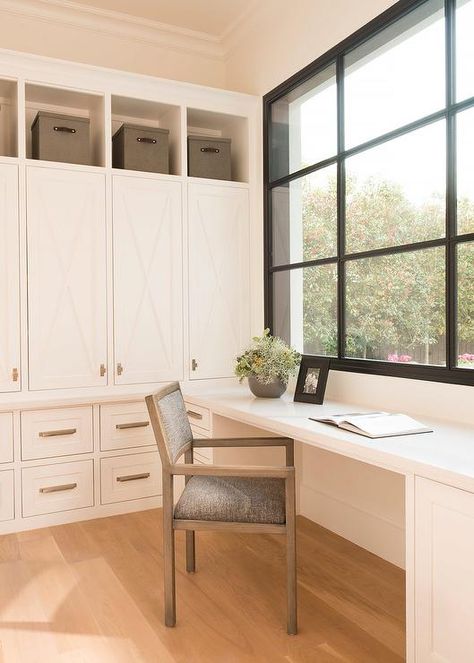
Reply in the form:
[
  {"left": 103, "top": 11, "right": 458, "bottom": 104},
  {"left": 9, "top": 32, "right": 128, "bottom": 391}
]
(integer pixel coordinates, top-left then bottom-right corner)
[
  {"left": 188, "top": 183, "right": 250, "bottom": 379},
  {"left": 0, "top": 164, "right": 20, "bottom": 393},
  {"left": 113, "top": 175, "right": 183, "bottom": 385},
  {"left": 415, "top": 477, "right": 474, "bottom": 662},
  {"left": 27, "top": 167, "right": 107, "bottom": 390},
  {"left": 0, "top": 50, "right": 258, "bottom": 397}
]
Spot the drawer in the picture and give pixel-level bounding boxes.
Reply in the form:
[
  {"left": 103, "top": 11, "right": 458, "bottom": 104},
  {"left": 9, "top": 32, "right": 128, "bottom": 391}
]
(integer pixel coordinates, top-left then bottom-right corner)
[
  {"left": 185, "top": 402, "right": 210, "bottom": 431},
  {"left": 194, "top": 448, "right": 213, "bottom": 464},
  {"left": 101, "top": 451, "right": 161, "bottom": 505},
  {"left": 0, "top": 413, "right": 13, "bottom": 464},
  {"left": 100, "top": 402, "right": 155, "bottom": 451},
  {"left": 22, "top": 459, "right": 93, "bottom": 517},
  {"left": 0, "top": 470, "right": 14, "bottom": 521},
  {"left": 21, "top": 407, "right": 93, "bottom": 461},
  {"left": 190, "top": 424, "right": 213, "bottom": 465}
]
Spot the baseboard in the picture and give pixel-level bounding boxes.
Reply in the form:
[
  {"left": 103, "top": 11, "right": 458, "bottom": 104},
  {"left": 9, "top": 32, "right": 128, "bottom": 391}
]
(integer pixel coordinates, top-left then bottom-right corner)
[{"left": 299, "top": 482, "right": 405, "bottom": 569}]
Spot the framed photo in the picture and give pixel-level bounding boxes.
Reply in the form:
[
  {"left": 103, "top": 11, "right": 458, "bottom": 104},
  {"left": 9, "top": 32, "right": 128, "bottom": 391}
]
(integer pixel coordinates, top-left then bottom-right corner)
[{"left": 294, "top": 356, "right": 330, "bottom": 404}]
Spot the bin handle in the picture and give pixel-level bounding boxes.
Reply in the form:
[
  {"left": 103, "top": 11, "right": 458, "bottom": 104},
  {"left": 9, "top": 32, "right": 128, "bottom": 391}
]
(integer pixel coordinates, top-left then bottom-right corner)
[
  {"left": 53, "top": 126, "right": 76, "bottom": 133},
  {"left": 200, "top": 147, "right": 220, "bottom": 154},
  {"left": 137, "top": 137, "right": 157, "bottom": 144}
]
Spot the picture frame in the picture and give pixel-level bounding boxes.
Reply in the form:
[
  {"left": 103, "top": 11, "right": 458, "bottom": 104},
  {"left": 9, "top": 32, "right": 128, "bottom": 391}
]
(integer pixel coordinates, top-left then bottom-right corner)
[{"left": 294, "top": 356, "right": 330, "bottom": 404}]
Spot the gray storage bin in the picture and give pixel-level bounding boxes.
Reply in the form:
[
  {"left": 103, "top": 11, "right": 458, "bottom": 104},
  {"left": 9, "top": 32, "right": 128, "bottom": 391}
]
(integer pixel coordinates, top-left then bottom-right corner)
[
  {"left": 188, "top": 135, "right": 231, "bottom": 181},
  {"left": 112, "top": 123, "right": 169, "bottom": 174},
  {"left": 31, "top": 111, "right": 90, "bottom": 165}
]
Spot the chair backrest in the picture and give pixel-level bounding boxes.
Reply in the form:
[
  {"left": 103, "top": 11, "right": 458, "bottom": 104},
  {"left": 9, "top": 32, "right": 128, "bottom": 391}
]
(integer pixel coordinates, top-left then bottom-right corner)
[{"left": 146, "top": 382, "right": 193, "bottom": 468}]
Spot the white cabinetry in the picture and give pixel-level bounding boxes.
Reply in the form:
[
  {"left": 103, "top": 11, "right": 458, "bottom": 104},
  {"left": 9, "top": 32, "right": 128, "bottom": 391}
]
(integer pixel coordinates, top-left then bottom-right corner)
[
  {"left": 100, "top": 451, "right": 161, "bottom": 504},
  {"left": 22, "top": 459, "right": 94, "bottom": 517},
  {"left": 27, "top": 167, "right": 107, "bottom": 390},
  {"left": 0, "top": 164, "right": 20, "bottom": 393},
  {"left": 100, "top": 401, "right": 154, "bottom": 451},
  {"left": 113, "top": 176, "right": 183, "bottom": 384},
  {"left": 415, "top": 477, "right": 474, "bottom": 662},
  {"left": 188, "top": 183, "right": 250, "bottom": 379},
  {"left": 0, "top": 470, "right": 14, "bottom": 522},
  {"left": 0, "top": 413, "right": 13, "bottom": 464},
  {"left": 21, "top": 406, "right": 93, "bottom": 461}
]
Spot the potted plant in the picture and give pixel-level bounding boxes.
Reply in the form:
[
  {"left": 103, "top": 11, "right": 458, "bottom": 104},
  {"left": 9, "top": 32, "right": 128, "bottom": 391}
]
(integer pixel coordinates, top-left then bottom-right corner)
[{"left": 235, "top": 330, "right": 301, "bottom": 398}]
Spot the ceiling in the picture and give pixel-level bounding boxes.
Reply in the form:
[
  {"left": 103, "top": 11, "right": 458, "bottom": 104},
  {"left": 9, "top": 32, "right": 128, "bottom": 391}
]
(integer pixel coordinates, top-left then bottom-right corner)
[{"left": 73, "top": 0, "right": 256, "bottom": 37}]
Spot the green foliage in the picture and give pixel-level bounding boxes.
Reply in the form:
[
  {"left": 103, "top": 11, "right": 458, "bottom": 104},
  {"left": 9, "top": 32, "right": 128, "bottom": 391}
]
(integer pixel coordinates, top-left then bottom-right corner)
[
  {"left": 235, "top": 329, "right": 301, "bottom": 384},
  {"left": 300, "top": 173, "right": 474, "bottom": 363}
]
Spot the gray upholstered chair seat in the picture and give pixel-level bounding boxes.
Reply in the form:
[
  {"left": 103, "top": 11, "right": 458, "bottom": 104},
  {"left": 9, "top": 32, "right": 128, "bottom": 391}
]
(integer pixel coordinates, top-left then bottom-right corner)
[{"left": 174, "top": 475, "right": 286, "bottom": 524}]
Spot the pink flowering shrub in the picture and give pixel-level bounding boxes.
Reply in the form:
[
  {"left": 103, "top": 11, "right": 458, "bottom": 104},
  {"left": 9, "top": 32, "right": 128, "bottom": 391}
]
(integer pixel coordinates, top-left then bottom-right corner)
[
  {"left": 458, "top": 353, "right": 474, "bottom": 364},
  {"left": 387, "top": 353, "right": 413, "bottom": 363}
]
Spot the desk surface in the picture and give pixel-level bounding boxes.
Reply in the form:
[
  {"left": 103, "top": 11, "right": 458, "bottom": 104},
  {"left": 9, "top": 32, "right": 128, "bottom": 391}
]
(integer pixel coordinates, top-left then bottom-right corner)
[{"left": 183, "top": 385, "right": 474, "bottom": 493}]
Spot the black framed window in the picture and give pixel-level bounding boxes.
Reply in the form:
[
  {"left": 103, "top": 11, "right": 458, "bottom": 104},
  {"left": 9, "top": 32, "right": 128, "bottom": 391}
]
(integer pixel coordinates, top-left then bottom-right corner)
[{"left": 264, "top": 0, "right": 474, "bottom": 385}]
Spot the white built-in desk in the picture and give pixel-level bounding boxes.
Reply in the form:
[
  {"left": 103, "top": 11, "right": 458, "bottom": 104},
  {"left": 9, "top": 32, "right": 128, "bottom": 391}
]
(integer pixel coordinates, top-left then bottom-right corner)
[{"left": 183, "top": 386, "right": 474, "bottom": 663}]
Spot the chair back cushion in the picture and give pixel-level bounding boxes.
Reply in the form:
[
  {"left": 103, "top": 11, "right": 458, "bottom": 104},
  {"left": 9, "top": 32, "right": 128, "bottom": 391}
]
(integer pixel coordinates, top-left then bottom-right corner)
[{"left": 146, "top": 383, "right": 193, "bottom": 465}]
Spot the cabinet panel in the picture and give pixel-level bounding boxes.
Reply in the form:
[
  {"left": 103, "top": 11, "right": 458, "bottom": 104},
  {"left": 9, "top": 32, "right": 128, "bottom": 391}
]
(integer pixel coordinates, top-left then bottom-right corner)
[
  {"left": 184, "top": 402, "right": 210, "bottom": 431},
  {"left": 188, "top": 183, "right": 250, "bottom": 379},
  {"left": 0, "top": 164, "right": 20, "bottom": 393},
  {"left": 21, "top": 406, "right": 93, "bottom": 461},
  {"left": 22, "top": 459, "right": 94, "bottom": 517},
  {"left": 0, "top": 413, "right": 13, "bottom": 464},
  {"left": 100, "top": 451, "right": 161, "bottom": 504},
  {"left": 0, "top": 470, "right": 14, "bottom": 522},
  {"left": 100, "top": 401, "right": 154, "bottom": 451},
  {"left": 113, "top": 176, "right": 183, "bottom": 384},
  {"left": 27, "top": 166, "right": 107, "bottom": 390},
  {"left": 415, "top": 477, "right": 474, "bottom": 662}
]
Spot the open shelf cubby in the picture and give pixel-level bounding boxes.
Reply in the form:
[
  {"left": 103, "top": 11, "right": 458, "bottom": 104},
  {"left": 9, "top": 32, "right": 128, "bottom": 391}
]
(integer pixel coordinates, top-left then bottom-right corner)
[
  {"left": 25, "top": 83, "right": 105, "bottom": 167},
  {"left": 111, "top": 96, "right": 181, "bottom": 176},
  {"left": 0, "top": 78, "right": 18, "bottom": 157},
  {"left": 186, "top": 108, "right": 248, "bottom": 183}
]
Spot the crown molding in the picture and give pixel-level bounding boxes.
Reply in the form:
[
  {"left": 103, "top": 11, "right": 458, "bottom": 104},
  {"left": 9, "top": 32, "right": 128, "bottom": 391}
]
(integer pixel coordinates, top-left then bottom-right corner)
[
  {"left": 220, "top": 0, "right": 267, "bottom": 60},
  {"left": 0, "top": 0, "right": 226, "bottom": 60}
]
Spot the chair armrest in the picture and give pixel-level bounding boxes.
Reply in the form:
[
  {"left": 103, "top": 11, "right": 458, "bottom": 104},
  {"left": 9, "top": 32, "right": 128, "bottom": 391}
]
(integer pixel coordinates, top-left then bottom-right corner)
[
  {"left": 170, "top": 463, "right": 294, "bottom": 479},
  {"left": 192, "top": 437, "right": 293, "bottom": 449}
]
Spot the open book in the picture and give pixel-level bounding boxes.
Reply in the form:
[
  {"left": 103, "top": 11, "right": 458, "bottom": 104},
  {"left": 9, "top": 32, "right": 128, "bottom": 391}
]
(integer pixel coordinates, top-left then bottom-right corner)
[{"left": 309, "top": 411, "right": 433, "bottom": 439}]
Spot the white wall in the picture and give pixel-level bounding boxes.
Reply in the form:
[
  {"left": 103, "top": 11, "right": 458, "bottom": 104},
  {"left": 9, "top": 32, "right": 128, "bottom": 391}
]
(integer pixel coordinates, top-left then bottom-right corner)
[
  {"left": 0, "top": 3, "right": 225, "bottom": 88},
  {"left": 225, "top": 0, "right": 398, "bottom": 94}
]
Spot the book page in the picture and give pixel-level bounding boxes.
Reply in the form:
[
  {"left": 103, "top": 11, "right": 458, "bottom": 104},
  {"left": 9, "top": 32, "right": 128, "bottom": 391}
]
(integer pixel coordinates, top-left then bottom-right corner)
[{"left": 343, "top": 413, "right": 427, "bottom": 436}]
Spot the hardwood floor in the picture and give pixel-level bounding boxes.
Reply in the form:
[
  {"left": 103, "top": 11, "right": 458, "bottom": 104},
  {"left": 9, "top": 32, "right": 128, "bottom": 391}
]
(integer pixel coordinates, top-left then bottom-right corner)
[{"left": 0, "top": 510, "right": 405, "bottom": 663}]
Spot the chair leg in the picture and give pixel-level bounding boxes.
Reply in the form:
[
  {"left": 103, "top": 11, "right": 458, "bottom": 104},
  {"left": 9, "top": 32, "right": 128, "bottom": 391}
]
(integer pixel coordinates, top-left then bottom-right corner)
[
  {"left": 163, "top": 473, "right": 176, "bottom": 627},
  {"left": 186, "top": 530, "right": 196, "bottom": 573},
  {"left": 286, "top": 471, "right": 297, "bottom": 635}
]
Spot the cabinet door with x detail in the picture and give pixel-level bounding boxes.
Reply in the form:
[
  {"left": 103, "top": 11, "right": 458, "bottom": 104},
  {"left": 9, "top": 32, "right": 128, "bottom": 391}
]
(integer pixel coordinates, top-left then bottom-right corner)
[
  {"left": 113, "top": 175, "right": 183, "bottom": 385},
  {"left": 188, "top": 182, "right": 250, "bottom": 380},
  {"left": 27, "top": 166, "right": 107, "bottom": 390}
]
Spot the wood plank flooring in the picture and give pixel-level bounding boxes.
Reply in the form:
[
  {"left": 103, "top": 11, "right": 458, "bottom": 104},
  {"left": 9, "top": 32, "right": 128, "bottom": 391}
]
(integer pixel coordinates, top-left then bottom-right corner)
[{"left": 0, "top": 510, "right": 405, "bottom": 663}]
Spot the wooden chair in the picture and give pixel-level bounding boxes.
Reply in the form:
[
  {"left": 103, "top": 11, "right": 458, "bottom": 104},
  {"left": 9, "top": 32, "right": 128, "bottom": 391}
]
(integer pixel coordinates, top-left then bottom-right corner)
[{"left": 145, "top": 382, "right": 297, "bottom": 635}]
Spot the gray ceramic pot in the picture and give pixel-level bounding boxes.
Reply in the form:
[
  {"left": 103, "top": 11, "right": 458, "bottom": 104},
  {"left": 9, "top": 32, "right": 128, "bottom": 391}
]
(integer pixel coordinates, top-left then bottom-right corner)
[{"left": 248, "top": 376, "right": 287, "bottom": 398}]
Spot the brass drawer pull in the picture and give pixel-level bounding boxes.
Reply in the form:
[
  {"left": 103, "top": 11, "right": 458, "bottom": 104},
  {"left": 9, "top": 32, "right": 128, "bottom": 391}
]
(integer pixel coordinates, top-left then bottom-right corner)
[
  {"left": 40, "top": 482, "right": 77, "bottom": 494},
  {"left": 39, "top": 428, "right": 77, "bottom": 438},
  {"left": 187, "top": 410, "right": 203, "bottom": 420},
  {"left": 116, "top": 472, "right": 150, "bottom": 482},
  {"left": 116, "top": 421, "right": 149, "bottom": 430}
]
